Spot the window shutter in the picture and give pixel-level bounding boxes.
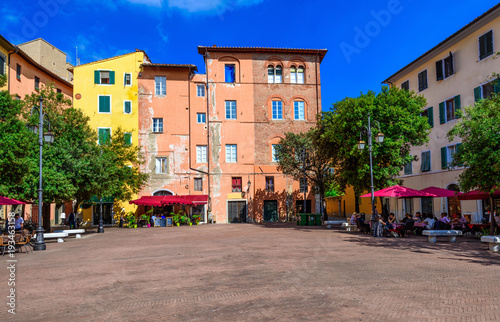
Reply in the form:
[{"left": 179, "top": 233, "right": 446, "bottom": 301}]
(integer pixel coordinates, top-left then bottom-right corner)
[
  {"left": 436, "top": 60, "right": 443, "bottom": 81},
  {"left": 428, "top": 106, "right": 434, "bottom": 127},
  {"left": 454, "top": 95, "right": 461, "bottom": 117},
  {"left": 94, "top": 70, "right": 100, "bottom": 84},
  {"left": 109, "top": 71, "right": 115, "bottom": 84},
  {"left": 124, "top": 133, "right": 132, "bottom": 146},
  {"left": 494, "top": 78, "right": 500, "bottom": 94},
  {"left": 439, "top": 101, "right": 445, "bottom": 124},
  {"left": 474, "top": 86, "right": 482, "bottom": 102},
  {"left": 456, "top": 143, "right": 463, "bottom": 167},
  {"left": 449, "top": 52, "right": 454, "bottom": 75},
  {"left": 441, "top": 147, "right": 447, "bottom": 169},
  {"left": 420, "top": 152, "right": 427, "bottom": 172}
]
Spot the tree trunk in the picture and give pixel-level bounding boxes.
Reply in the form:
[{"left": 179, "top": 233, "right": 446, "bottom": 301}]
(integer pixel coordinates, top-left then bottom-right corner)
[
  {"left": 490, "top": 195, "right": 497, "bottom": 235},
  {"left": 354, "top": 192, "right": 360, "bottom": 213}
]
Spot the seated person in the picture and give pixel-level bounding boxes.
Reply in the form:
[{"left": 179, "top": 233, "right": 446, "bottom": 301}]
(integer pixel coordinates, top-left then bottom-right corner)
[
  {"left": 423, "top": 214, "right": 435, "bottom": 230},
  {"left": 14, "top": 214, "right": 24, "bottom": 232},
  {"left": 385, "top": 213, "right": 397, "bottom": 231},
  {"left": 356, "top": 214, "right": 370, "bottom": 233},
  {"left": 350, "top": 212, "right": 357, "bottom": 225},
  {"left": 412, "top": 212, "right": 422, "bottom": 222},
  {"left": 439, "top": 212, "right": 451, "bottom": 229},
  {"left": 453, "top": 213, "right": 468, "bottom": 229},
  {"left": 402, "top": 213, "right": 413, "bottom": 224}
]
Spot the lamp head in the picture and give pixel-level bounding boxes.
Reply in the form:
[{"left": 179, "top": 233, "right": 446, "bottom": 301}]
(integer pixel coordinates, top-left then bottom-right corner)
[{"left": 357, "top": 140, "right": 366, "bottom": 150}]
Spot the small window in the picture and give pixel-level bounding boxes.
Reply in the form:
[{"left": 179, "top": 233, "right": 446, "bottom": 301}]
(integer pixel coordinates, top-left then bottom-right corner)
[
  {"left": 272, "top": 144, "right": 278, "bottom": 162},
  {"left": 420, "top": 151, "right": 431, "bottom": 172},
  {"left": 401, "top": 80, "right": 409, "bottom": 90},
  {"left": 226, "top": 144, "right": 237, "bottom": 163},
  {"left": 272, "top": 101, "right": 283, "bottom": 120},
  {"left": 98, "top": 95, "right": 111, "bottom": 113},
  {"left": 439, "top": 96, "right": 460, "bottom": 124},
  {"left": 155, "top": 76, "right": 166, "bottom": 96},
  {"left": 152, "top": 118, "right": 163, "bottom": 133},
  {"left": 56, "top": 88, "right": 62, "bottom": 94},
  {"left": 265, "top": 176, "right": 275, "bottom": 192},
  {"left": 294, "top": 101, "right": 305, "bottom": 120},
  {"left": 232, "top": 177, "right": 242, "bottom": 192},
  {"left": 34, "top": 76, "right": 40, "bottom": 90},
  {"left": 155, "top": 157, "right": 168, "bottom": 174},
  {"left": 98, "top": 128, "right": 111, "bottom": 145},
  {"left": 474, "top": 80, "right": 498, "bottom": 102},
  {"left": 403, "top": 159, "right": 412, "bottom": 175},
  {"left": 94, "top": 70, "right": 115, "bottom": 85},
  {"left": 197, "top": 113, "right": 206, "bottom": 123},
  {"left": 196, "top": 145, "right": 207, "bottom": 163},
  {"left": 441, "top": 143, "right": 462, "bottom": 169},
  {"left": 267, "top": 65, "right": 282, "bottom": 83},
  {"left": 300, "top": 177, "right": 308, "bottom": 193},
  {"left": 16, "top": 64, "right": 21, "bottom": 80},
  {"left": 0, "top": 54, "right": 5, "bottom": 75},
  {"left": 436, "top": 52, "right": 454, "bottom": 81},
  {"left": 479, "top": 30, "right": 494, "bottom": 60},
  {"left": 197, "top": 84, "right": 205, "bottom": 97},
  {"left": 124, "top": 132, "right": 132, "bottom": 146},
  {"left": 421, "top": 106, "right": 433, "bottom": 127},
  {"left": 225, "top": 64, "right": 235, "bottom": 83},
  {"left": 225, "top": 100, "right": 237, "bottom": 120},
  {"left": 194, "top": 178, "right": 203, "bottom": 191},
  {"left": 124, "top": 101, "right": 132, "bottom": 114},
  {"left": 418, "top": 70, "right": 428, "bottom": 92},
  {"left": 290, "top": 65, "right": 305, "bottom": 84},
  {"left": 124, "top": 73, "right": 132, "bottom": 86}
]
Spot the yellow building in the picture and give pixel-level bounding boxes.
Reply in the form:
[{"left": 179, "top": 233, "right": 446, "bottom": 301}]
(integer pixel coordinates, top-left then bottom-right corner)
[
  {"left": 0, "top": 34, "right": 15, "bottom": 91},
  {"left": 72, "top": 50, "right": 150, "bottom": 225},
  {"left": 383, "top": 4, "right": 500, "bottom": 222}
]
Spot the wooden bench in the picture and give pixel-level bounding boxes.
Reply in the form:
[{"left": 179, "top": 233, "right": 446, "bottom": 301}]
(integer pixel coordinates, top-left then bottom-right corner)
[
  {"left": 33, "top": 232, "right": 68, "bottom": 243},
  {"left": 422, "top": 230, "right": 462, "bottom": 243},
  {"left": 481, "top": 236, "right": 500, "bottom": 252}
]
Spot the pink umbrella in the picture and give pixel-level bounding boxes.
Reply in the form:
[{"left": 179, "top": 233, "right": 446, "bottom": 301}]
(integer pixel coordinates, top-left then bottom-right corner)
[
  {"left": 360, "top": 185, "right": 437, "bottom": 199},
  {"left": 458, "top": 189, "right": 500, "bottom": 200},
  {"left": 420, "top": 186, "right": 459, "bottom": 198},
  {"left": 0, "top": 196, "right": 26, "bottom": 205}
]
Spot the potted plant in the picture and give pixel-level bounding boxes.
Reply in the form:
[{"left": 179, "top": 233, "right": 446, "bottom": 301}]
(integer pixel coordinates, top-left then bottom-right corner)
[
  {"left": 126, "top": 213, "right": 137, "bottom": 228},
  {"left": 192, "top": 214, "right": 201, "bottom": 225},
  {"left": 172, "top": 213, "right": 181, "bottom": 226}
]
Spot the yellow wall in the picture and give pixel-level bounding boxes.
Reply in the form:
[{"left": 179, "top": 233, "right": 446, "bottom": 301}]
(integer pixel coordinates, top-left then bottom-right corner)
[
  {"left": 326, "top": 186, "right": 382, "bottom": 219},
  {"left": 0, "top": 44, "right": 10, "bottom": 91},
  {"left": 73, "top": 52, "right": 145, "bottom": 216}
]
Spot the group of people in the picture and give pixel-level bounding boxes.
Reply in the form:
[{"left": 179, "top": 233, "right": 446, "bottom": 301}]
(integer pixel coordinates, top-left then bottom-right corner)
[{"left": 60, "top": 212, "right": 78, "bottom": 229}]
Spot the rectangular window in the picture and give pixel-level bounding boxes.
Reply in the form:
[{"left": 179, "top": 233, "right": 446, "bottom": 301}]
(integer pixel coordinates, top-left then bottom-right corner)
[
  {"left": 16, "top": 64, "right": 21, "bottom": 80},
  {"left": 265, "top": 176, "right": 274, "bottom": 192},
  {"left": 155, "top": 76, "right": 166, "bottom": 96},
  {"left": 225, "top": 64, "right": 235, "bottom": 83},
  {"left": 197, "top": 113, "right": 206, "bottom": 123},
  {"left": 197, "top": 84, "right": 205, "bottom": 97},
  {"left": 300, "top": 177, "right": 308, "bottom": 193},
  {"left": 403, "top": 159, "right": 412, "bottom": 175},
  {"left": 155, "top": 157, "right": 168, "bottom": 174},
  {"left": 232, "top": 177, "right": 242, "bottom": 192},
  {"left": 442, "top": 143, "right": 462, "bottom": 169},
  {"left": 194, "top": 178, "right": 203, "bottom": 191},
  {"left": 34, "top": 76, "right": 40, "bottom": 90},
  {"left": 94, "top": 70, "right": 115, "bottom": 85},
  {"left": 446, "top": 99, "right": 455, "bottom": 121},
  {"left": 272, "top": 101, "right": 283, "bottom": 120},
  {"left": 124, "top": 132, "right": 132, "bottom": 146},
  {"left": 152, "top": 118, "right": 163, "bottom": 133},
  {"left": 418, "top": 70, "right": 428, "bottom": 92},
  {"left": 401, "top": 80, "right": 409, "bottom": 90},
  {"left": 196, "top": 145, "right": 207, "bottom": 163},
  {"left": 294, "top": 101, "right": 305, "bottom": 120},
  {"left": 98, "top": 128, "right": 111, "bottom": 145},
  {"left": 98, "top": 95, "right": 111, "bottom": 113},
  {"left": 420, "top": 151, "right": 431, "bottom": 172},
  {"left": 297, "top": 66, "right": 304, "bottom": 84},
  {"left": 421, "top": 106, "right": 433, "bottom": 127},
  {"left": 123, "top": 100, "right": 132, "bottom": 114},
  {"left": 225, "top": 100, "right": 237, "bottom": 120},
  {"left": 272, "top": 144, "right": 278, "bottom": 162},
  {"left": 474, "top": 80, "right": 499, "bottom": 102},
  {"left": 479, "top": 30, "right": 494, "bottom": 60},
  {"left": 0, "top": 55, "right": 5, "bottom": 75},
  {"left": 439, "top": 96, "right": 460, "bottom": 124},
  {"left": 436, "top": 53, "right": 454, "bottom": 81},
  {"left": 226, "top": 144, "right": 237, "bottom": 163},
  {"left": 124, "top": 73, "right": 132, "bottom": 86}
]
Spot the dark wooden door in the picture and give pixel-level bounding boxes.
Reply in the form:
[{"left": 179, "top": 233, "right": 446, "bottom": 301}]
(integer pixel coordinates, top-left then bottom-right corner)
[
  {"left": 263, "top": 200, "right": 278, "bottom": 222},
  {"left": 228, "top": 201, "right": 246, "bottom": 223}
]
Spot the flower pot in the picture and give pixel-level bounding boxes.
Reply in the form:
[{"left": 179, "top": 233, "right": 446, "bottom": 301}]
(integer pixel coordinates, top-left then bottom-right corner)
[{"left": 176, "top": 223, "right": 180, "bottom": 227}]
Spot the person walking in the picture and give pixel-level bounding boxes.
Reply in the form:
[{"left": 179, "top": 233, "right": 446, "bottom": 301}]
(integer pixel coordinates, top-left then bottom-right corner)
[
  {"left": 68, "top": 212, "right": 76, "bottom": 229},
  {"left": 60, "top": 212, "right": 66, "bottom": 225}
]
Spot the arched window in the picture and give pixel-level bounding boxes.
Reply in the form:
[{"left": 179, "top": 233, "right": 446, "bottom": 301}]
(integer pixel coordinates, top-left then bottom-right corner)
[
  {"left": 268, "top": 65, "right": 282, "bottom": 83},
  {"left": 290, "top": 65, "right": 305, "bottom": 84}
]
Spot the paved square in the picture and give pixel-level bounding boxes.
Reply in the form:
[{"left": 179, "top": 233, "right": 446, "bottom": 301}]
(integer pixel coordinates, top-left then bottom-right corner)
[{"left": 2, "top": 224, "right": 500, "bottom": 321}]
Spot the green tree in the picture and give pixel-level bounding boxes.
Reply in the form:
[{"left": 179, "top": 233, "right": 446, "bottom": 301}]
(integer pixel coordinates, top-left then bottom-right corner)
[
  {"left": 447, "top": 93, "right": 500, "bottom": 235},
  {"left": 321, "top": 86, "right": 430, "bottom": 208},
  {"left": 274, "top": 128, "right": 335, "bottom": 220}
]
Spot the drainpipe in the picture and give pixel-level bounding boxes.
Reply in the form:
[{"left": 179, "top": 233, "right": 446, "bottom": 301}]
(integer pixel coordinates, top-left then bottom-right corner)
[{"left": 204, "top": 52, "right": 211, "bottom": 214}]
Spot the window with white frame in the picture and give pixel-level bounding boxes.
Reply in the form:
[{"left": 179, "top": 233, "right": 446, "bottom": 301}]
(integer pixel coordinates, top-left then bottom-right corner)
[
  {"left": 439, "top": 96, "right": 460, "bottom": 124},
  {"left": 226, "top": 144, "right": 237, "bottom": 163},
  {"left": 196, "top": 145, "right": 207, "bottom": 163},
  {"left": 272, "top": 144, "right": 278, "bottom": 162},
  {"left": 290, "top": 65, "right": 304, "bottom": 84},
  {"left": 94, "top": 70, "right": 115, "bottom": 84},
  {"left": 123, "top": 100, "right": 132, "bottom": 114},
  {"left": 272, "top": 101, "right": 283, "bottom": 120},
  {"left": 98, "top": 128, "right": 111, "bottom": 145},
  {"left": 194, "top": 178, "right": 203, "bottom": 191},
  {"left": 418, "top": 70, "right": 428, "bottom": 92},
  {"left": 225, "top": 100, "right": 236, "bottom": 120},
  {"left": 197, "top": 84, "right": 205, "bottom": 97},
  {"left": 16, "top": 64, "right": 21, "bottom": 80},
  {"left": 155, "top": 76, "right": 166, "bottom": 96},
  {"left": 474, "top": 80, "right": 498, "bottom": 102},
  {"left": 420, "top": 150, "right": 431, "bottom": 172},
  {"left": 124, "top": 73, "right": 132, "bottom": 86},
  {"left": 98, "top": 95, "right": 111, "bottom": 113},
  {"left": 155, "top": 157, "right": 168, "bottom": 174},
  {"left": 267, "top": 65, "right": 282, "bottom": 83},
  {"left": 197, "top": 113, "right": 206, "bottom": 123},
  {"left": 435, "top": 52, "right": 454, "bottom": 81},
  {"left": 152, "top": 118, "right": 163, "bottom": 133},
  {"left": 441, "top": 143, "right": 462, "bottom": 169},
  {"left": 124, "top": 132, "right": 132, "bottom": 146},
  {"left": 294, "top": 101, "right": 305, "bottom": 120},
  {"left": 479, "top": 30, "right": 494, "bottom": 60}
]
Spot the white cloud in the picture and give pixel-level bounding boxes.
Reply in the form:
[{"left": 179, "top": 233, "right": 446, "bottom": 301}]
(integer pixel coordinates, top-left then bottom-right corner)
[
  {"left": 125, "top": 0, "right": 162, "bottom": 7},
  {"left": 156, "top": 24, "right": 169, "bottom": 43},
  {"left": 123, "top": 0, "right": 263, "bottom": 14}
]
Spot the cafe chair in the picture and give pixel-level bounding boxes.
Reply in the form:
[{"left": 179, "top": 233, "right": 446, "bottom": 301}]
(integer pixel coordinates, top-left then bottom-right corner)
[{"left": 404, "top": 221, "right": 415, "bottom": 238}]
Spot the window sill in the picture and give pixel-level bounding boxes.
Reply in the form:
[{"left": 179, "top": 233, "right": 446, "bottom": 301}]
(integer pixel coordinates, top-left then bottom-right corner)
[
  {"left": 152, "top": 131, "right": 163, "bottom": 134},
  {"left": 98, "top": 112, "right": 112, "bottom": 114}
]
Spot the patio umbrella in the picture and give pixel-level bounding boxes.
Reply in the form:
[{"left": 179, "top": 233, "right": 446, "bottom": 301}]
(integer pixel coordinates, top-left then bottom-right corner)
[
  {"left": 457, "top": 189, "right": 500, "bottom": 200},
  {"left": 160, "top": 196, "right": 193, "bottom": 206},
  {"left": 0, "top": 196, "right": 26, "bottom": 205},
  {"left": 360, "top": 185, "right": 437, "bottom": 198},
  {"left": 420, "top": 186, "right": 458, "bottom": 198}
]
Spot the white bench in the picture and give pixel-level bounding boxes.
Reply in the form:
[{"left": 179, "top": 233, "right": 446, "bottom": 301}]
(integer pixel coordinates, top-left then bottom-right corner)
[
  {"left": 33, "top": 232, "right": 69, "bottom": 243},
  {"left": 55, "top": 229, "right": 85, "bottom": 238},
  {"left": 324, "top": 221, "right": 345, "bottom": 229},
  {"left": 422, "top": 230, "right": 462, "bottom": 243},
  {"left": 481, "top": 236, "right": 500, "bottom": 252}
]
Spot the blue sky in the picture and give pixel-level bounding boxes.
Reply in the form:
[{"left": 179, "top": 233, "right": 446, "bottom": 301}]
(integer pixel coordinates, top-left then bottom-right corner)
[{"left": 1, "top": 0, "right": 498, "bottom": 109}]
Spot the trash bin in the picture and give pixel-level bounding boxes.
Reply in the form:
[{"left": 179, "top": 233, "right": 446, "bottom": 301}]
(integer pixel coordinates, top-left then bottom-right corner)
[
  {"left": 297, "top": 213, "right": 308, "bottom": 226},
  {"left": 314, "top": 214, "right": 322, "bottom": 225},
  {"left": 307, "top": 214, "right": 316, "bottom": 226}
]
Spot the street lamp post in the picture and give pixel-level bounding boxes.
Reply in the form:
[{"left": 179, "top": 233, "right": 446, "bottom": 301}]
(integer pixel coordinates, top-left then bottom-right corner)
[
  {"left": 357, "top": 113, "right": 384, "bottom": 219},
  {"left": 98, "top": 149, "right": 104, "bottom": 233},
  {"left": 29, "top": 96, "right": 54, "bottom": 251},
  {"left": 302, "top": 147, "right": 307, "bottom": 214}
]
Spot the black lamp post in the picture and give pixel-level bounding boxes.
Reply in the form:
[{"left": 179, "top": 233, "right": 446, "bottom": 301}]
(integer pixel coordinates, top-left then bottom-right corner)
[
  {"left": 302, "top": 147, "right": 307, "bottom": 214},
  {"left": 246, "top": 178, "right": 251, "bottom": 222},
  {"left": 97, "top": 149, "right": 104, "bottom": 233},
  {"left": 357, "top": 113, "right": 384, "bottom": 219},
  {"left": 29, "top": 96, "right": 54, "bottom": 251}
]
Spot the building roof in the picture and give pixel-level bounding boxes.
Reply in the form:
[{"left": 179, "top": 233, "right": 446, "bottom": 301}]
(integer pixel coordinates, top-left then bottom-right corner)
[
  {"left": 198, "top": 46, "right": 328, "bottom": 62},
  {"left": 71, "top": 49, "right": 151, "bottom": 70},
  {"left": 383, "top": 3, "right": 500, "bottom": 84},
  {"left": 141, "top": 63, "right": 198, "bottom": 71},
  {"left": 17, "top": 38, "right": 68, "bottom": 56},
  {"left": 0, "top": 34, "right": 16, "bottom": 52}
]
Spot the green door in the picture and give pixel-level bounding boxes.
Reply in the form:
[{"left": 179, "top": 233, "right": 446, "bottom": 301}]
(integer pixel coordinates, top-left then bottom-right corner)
[{"left": 263, "top": 200, "right": 278, "bottom": 222}]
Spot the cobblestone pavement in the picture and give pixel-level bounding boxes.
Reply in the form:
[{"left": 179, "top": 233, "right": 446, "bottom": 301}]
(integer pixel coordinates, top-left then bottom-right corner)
[{"left": 1, "top": 223, "right": 499, "bottom": 321}]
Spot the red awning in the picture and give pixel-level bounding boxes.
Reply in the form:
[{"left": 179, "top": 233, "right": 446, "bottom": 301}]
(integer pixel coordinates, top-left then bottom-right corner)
[
  {"left": 179, "top": 195, "right": 209, "bottom": 204},
  {"left": 0, "top": 196, "right": 26, "bottom": 205},
  {"left": 360, "top": 185, "right": 437, "bottom": 198},
  {"left": 458, "top": 189, "right": 500, "bottom": 200},
  {"left": 129, "top": 195, "right": 194, "bottom": 206},
  {"left": 419, "top": 186, "right": 459, "bottom": 198}
]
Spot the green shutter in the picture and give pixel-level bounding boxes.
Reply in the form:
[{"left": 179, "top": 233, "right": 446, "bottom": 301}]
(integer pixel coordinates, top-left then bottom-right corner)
[
  {"left": 99, "top": 128, "right": 110, "bottom": 145},
  {"left": 420, "top": 152, "right": 427, "bottom": 172},
  {"left": 474, "top": 86, "right": 482, "bottom": 102},
  {"left": 109, "top": 71, "right": 115, "bottom": 84},
  {"left": 436, "top": 60, "right": 443, "bottom": 81},
  {"left": 124, "top": 101, "right": 131, "bottom": 114},
  {"left": 441, "top": 147, "right": 447, "bottom": 169},
  {"left": 494, "top": 78, "right": 500, "bottom": 94},
  {"left": 454, "top": 95, "right": 461, "bottom": 117},
  {"left": 456, "top": 143, "right": 463, "bottom": 167},
  {"left": 428, "top": 106, "right": 434, "bottom": 127},
  {"left": 99, "top": 96, "right": 110, "bottom": 113},
  {"left": 439, "top": 101, "right": 445, "bottom": 124},
  {"left": 94, "top": 70, "right": 100, "bottom": 84},
  {"left": 124, "top": 133, "right": 132, "bottom": 146}
]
